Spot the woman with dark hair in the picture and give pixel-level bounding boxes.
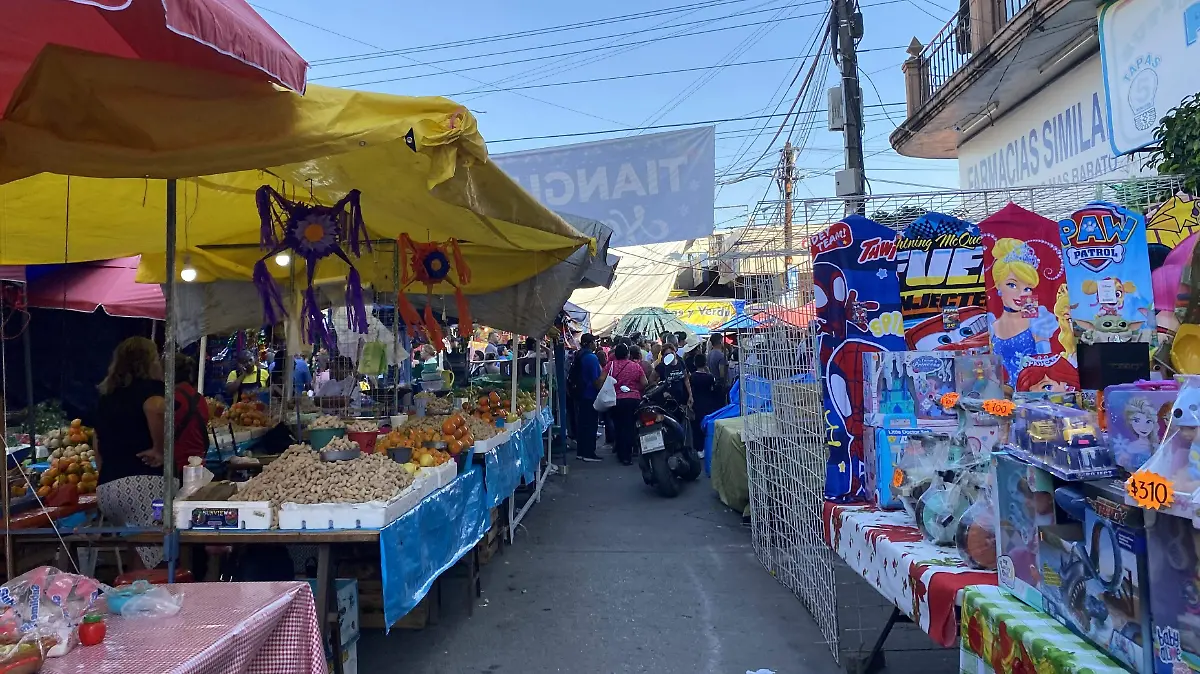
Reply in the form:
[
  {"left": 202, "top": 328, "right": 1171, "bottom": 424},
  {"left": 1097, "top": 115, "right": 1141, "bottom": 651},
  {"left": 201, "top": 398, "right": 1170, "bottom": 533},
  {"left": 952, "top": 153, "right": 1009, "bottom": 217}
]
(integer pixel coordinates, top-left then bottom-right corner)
[
  {"left": 607, "top": 342, "right": 647, "bottom": 465},
  {"left": 173, "top": 355, "right": 210, "bottom": 473},
  {"left": 689, "top": 353, "right": 722, "bottom": 452},
  {"left": 94, "top": 337, "right": 169, "bottom": 568}
]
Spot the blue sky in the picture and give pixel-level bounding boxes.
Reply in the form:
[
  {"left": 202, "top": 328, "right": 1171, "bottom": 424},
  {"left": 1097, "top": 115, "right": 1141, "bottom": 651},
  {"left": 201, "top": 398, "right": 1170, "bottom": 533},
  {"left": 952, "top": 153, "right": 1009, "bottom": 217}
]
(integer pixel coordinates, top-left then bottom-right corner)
[{"left": 252, "top": 0, "right": 960, "bottom": 230}]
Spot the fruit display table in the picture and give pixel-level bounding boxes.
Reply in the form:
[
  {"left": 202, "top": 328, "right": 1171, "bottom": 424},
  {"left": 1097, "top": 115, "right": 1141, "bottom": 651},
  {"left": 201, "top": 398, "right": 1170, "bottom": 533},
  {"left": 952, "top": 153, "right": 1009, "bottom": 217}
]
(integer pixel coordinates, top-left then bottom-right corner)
[
  {"left": 42, "top": 581, "right": 325, "bottom": 674},
  {"left": 822, "top": 502, "right": 997, "bottom": 648},
  {"left": 959, "top": 585, "right": 1125, "bottom": 674}
]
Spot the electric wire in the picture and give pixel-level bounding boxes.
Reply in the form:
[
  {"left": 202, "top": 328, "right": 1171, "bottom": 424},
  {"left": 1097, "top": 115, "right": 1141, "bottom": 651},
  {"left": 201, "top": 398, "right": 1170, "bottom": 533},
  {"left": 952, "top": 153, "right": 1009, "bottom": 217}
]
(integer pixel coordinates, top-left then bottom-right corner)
[
  {"left": 487, "top": 103, "right": 904, "bottom": 144},
  {"left": 246, "top": 4, "right": 628, "bottom": 125},
  {"left": 631, "top": 2, "right": 801, "bottom": 132},
  {"left": 298, "top": 0, "right": 774, "bottom": 66}
]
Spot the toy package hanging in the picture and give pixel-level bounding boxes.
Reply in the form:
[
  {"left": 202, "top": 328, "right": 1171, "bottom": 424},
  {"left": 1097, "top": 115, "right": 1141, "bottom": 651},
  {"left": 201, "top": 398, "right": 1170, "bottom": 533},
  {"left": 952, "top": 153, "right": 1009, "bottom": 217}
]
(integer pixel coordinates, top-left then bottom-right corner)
[
  {"left": 1059, "top": 200, "right": 1157, "bottom": 345},
  {"left": 980, "top": 203, "right": 1079, "bottom": 390},
  {"left": 894, "top": 211, "right": 989, "bottom": 351},
  {"left": 905, "top": 353, "right": 957, "bottom": 422},
  {"left": 1103, "top": 380, "right": 1178, "bottom": 472},
  {"left": 810, "top": 215, "right": 906, "bottom": 501}
]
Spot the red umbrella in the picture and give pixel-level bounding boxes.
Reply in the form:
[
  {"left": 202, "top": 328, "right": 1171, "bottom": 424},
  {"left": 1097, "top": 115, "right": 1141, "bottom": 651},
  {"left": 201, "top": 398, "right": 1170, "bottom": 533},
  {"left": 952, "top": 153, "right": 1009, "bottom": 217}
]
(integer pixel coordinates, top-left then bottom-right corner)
[
  {"left": 26, "top": 257, "right": 164, "bottom": 319},
  {"left": 0, "top": 0, "right": 307, "bottom": 113},
  {"left": 751, "top": 303, "right": 817, "bottom": 328}
]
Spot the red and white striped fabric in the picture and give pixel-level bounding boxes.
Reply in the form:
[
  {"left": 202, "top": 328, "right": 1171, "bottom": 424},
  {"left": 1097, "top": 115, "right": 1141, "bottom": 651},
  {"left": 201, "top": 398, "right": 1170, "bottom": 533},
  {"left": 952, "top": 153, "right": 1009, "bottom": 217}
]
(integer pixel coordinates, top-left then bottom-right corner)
[{"left": 43, "top": 581, "right": 327, "bottom": 673}]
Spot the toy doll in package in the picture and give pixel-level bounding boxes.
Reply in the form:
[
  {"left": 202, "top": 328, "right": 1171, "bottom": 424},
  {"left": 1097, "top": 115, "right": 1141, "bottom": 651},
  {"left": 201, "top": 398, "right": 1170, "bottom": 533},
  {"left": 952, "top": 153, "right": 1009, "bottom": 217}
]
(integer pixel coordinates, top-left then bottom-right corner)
[
  {"left": 1137, "top": 375, "right": 1200, "bottom": 509},
  {"left": 993, "top": 451, "right": 1055, "bottom": 609},
  {"left": 904, "top": 353, "right": 957, "bottom": 422},
  {"left": 954, "top": 354, "right": 1006, "bottom": 401},
  {"left": 1146, "top": 511, "right": 1200, "bottom": 673},
  {"left": 1103, "top": 380, "right": 1178, "bottom": 472}
]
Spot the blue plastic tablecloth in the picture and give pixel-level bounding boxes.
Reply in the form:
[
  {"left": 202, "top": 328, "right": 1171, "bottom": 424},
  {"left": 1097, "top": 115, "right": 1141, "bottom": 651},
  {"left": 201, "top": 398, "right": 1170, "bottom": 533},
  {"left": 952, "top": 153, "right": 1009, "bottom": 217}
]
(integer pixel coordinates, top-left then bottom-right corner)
[
  {"left": 519, "top": 422, "right": 541, "bottom": 485},
  {"left": 379, "top": 463, "right": 489, "bottom": 629},
  {"left": 482, "top": 435, "right": 521, "bottom": 510}
]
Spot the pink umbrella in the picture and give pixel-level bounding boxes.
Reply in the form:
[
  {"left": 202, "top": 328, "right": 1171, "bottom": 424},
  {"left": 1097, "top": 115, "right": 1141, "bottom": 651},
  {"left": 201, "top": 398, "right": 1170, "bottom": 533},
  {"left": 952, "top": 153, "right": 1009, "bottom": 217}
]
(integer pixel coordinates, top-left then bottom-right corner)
[
  {"left": 0, "top": 0, "right": 307, "bottom": 114},
  {"left": 26, "top": 257, "right": 164, "bottom": 319}
]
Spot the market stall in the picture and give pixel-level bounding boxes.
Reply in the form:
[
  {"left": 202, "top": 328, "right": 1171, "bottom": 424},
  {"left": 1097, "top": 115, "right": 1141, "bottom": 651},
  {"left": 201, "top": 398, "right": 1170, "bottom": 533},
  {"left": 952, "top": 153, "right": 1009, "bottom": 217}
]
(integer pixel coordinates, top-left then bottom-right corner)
[
  {"left": 780, "top": 178, "right": 1200, "bottom": 672},
  {"left": 0, "top": 19, "right": 582, "bottom": 674}
]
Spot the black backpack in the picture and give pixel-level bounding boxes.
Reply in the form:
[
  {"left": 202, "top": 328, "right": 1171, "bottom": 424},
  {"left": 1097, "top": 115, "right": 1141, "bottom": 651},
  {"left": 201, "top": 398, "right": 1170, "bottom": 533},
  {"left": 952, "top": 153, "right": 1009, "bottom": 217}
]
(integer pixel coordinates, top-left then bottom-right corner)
[{"left": 566, "top": 351, "right": 585, "bottom": 397}]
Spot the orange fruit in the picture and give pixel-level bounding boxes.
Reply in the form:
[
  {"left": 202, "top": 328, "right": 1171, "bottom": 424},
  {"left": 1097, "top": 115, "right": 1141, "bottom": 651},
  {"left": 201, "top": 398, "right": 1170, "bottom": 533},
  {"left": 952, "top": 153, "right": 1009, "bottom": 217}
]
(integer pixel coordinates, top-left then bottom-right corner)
[
  {"left": 488, "top": 391, "right": 500, "bottom": 404},
  {"left": 36, "top": 486, "right": 50, "bottom": 498},
  {"left": 67, "top": 475, "right": 80, "bottom": 485}
]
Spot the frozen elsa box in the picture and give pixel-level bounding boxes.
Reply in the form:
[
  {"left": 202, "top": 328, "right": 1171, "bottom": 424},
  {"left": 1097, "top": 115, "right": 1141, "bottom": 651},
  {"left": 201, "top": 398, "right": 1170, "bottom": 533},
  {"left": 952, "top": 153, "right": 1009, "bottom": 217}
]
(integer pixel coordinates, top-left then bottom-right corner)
[{"left": 1129, "top": 376, "right": 1200, "bottom": 519}]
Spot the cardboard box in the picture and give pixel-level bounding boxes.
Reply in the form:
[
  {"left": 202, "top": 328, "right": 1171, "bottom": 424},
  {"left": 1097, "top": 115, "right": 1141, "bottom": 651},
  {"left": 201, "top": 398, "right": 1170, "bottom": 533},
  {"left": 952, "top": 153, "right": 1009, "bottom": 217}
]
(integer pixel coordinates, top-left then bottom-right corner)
[
  {"left": 864, "top": 425, "right": 927, "bottom": 509},
  {"left": 1039, "top": 482, "right": 1152, "bottom": 673},
  {"left": 307, "top": 578, "right": 359, "bottom": 647},
  {"left": 1147, "top": 511, "right": 1200, "bottom": 673},
  {"left": 993, "top": 451, "right": 1055, "bottom": 610},
  {"left": 864, "top": 351, "right": 959, "bottom": 426}
]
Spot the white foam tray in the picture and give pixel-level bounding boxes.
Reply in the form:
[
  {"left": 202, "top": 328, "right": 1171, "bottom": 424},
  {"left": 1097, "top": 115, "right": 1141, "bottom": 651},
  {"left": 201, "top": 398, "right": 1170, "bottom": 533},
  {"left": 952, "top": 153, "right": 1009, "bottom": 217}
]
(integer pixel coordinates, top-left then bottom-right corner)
[
  {"left": 276, "top": 462, "right": 458, "bottom": 530},
  {"left": 174, "top": 499, "right": 273, "bottom": 530}
]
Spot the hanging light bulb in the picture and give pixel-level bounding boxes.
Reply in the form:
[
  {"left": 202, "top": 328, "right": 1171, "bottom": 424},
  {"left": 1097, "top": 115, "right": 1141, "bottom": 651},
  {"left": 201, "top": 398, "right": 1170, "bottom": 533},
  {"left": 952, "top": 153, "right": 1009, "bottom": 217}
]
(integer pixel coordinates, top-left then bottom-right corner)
[
  {"left": 274, "top": 252, "right": 291, "bottom": 267},
  {"left": 180, "top": 255, "right": 197, "bottom": 283}
]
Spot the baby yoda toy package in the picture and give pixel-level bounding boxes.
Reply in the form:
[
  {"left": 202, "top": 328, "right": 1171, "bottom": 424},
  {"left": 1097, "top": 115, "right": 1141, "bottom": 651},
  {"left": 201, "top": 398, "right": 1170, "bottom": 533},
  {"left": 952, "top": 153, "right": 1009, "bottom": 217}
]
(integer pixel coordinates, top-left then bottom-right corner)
[{"left": 1059, "top": 201, "right": 1156, "bottom": 346}]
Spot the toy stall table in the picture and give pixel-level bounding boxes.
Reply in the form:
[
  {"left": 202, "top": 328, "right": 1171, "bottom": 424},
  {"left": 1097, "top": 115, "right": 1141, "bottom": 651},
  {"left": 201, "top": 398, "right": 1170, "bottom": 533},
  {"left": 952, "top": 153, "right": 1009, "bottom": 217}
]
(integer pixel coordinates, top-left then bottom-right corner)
[
  {"left": 42, "top": 581, "right": 325, "bottom": 674},
  {"left": 959, "top": 585, "right": 1126, "bottom": 673},
  {"left": 822, "top": 503, "right": 997, "bottom": 670}
]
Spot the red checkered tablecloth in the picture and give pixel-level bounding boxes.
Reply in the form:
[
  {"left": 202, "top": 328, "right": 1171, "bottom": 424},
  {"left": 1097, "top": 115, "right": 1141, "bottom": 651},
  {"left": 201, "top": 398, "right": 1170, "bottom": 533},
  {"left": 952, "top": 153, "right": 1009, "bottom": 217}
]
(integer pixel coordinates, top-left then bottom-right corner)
[
  {"left": 43, "top": 581, "right": 327, "bottom": 674},
  {"left": 823, "top": 502, "right": 997, "bottom": 648}
]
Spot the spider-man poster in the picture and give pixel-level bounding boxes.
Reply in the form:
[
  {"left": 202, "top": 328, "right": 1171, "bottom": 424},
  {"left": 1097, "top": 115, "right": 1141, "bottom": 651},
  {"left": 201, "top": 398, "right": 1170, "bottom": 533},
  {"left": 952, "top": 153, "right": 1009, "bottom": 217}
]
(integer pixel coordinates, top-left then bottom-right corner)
[{"left": 810, "top": 215, "right": 906, "bottom": 502}]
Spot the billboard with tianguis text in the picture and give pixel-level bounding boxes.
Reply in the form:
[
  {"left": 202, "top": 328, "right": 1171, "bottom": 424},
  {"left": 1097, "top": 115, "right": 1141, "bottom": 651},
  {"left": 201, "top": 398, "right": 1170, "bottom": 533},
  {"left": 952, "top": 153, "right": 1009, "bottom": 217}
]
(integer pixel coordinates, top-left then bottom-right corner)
[{"left": 491, "top": 127, "right": 716, "bottom": 247}]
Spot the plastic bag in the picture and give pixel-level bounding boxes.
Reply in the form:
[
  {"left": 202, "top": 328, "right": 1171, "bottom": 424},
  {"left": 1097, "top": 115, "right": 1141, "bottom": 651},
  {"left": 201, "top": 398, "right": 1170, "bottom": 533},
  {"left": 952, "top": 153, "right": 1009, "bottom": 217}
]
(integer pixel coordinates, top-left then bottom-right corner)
[
  {"left": 956, "top": 475, "right": 997, "bottom": 570},
  {"left": 593, "top": 374, "right": 617, "bottom": 411},
  {"left": 178, "top": 456, "right": 214, "bottom": 501},
  {"left": 105, "top": 580, "right": 183, "bottom": 619},
  {"left": 0, "top": 566, "right": 103, "bottom": 663}
]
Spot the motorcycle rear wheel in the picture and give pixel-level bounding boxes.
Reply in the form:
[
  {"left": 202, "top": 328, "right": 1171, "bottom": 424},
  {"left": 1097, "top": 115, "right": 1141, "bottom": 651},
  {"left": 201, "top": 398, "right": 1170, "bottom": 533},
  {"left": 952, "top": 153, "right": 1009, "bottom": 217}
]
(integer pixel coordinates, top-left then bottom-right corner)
[{"left": 648, "top": 451, "right": 681, "bottom": 497}]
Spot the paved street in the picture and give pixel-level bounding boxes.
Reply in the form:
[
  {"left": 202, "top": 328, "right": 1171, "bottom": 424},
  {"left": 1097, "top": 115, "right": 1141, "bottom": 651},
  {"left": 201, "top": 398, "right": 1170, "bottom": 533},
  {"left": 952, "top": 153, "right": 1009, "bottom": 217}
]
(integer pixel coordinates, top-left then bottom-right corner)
[{"left": 359, "top": 456, "right": 842, "bottom": 674}]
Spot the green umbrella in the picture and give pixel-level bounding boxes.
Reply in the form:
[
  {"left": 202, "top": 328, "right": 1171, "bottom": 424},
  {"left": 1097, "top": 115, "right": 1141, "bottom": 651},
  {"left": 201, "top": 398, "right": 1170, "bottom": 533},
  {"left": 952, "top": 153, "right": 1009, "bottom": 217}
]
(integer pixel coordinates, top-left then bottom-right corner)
[{"left": 613, "top": 306, "right": 697, "bottom": 342}]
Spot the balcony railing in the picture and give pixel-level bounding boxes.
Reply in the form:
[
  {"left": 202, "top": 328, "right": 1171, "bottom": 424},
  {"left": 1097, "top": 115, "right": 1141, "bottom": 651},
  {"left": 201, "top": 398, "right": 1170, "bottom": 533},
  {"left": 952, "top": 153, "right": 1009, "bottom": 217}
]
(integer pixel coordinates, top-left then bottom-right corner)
[
  {"left": 910, "top": 0, "right": 1031, "bottom": 108},
  {"left": 1005, "top": 0, "right": 1032, "bottom": 22},
  {"left": 921, "top": 6, "right": 973, "bottom": 97}
]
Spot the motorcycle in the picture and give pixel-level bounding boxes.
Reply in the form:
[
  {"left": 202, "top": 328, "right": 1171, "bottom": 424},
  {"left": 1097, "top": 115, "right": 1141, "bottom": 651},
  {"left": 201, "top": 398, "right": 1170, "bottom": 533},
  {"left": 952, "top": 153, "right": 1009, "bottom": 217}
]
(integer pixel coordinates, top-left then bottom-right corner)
[{"left": 636, "top": 381, "right": 703, "bottom": 497}]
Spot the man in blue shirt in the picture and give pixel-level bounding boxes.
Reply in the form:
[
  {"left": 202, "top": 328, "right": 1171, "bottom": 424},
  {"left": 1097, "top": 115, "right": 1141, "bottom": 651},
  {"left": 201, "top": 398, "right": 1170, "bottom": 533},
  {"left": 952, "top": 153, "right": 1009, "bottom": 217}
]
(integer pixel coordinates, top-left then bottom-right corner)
[{"left": 573, "top": 333, "right": 604, "bottom": 462}]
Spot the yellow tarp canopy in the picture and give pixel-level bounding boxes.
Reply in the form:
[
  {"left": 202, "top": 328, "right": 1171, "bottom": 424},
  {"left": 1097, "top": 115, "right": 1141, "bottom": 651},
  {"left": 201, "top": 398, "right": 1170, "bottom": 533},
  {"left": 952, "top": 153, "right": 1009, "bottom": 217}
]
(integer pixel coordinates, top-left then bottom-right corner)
[{"left": 0, "top": 47, "right": 589, "bottom": 292}]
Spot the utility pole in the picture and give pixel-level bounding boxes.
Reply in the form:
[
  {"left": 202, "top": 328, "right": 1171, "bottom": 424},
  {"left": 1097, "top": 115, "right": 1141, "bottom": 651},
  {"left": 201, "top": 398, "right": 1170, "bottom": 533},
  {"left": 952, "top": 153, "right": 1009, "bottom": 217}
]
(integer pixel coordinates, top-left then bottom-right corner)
[
  {"left": 779, "top": 142, "right": 796, "bottom": 269},
  {"left": 834, "top": 0, "right": 866, "bottom": 215}
]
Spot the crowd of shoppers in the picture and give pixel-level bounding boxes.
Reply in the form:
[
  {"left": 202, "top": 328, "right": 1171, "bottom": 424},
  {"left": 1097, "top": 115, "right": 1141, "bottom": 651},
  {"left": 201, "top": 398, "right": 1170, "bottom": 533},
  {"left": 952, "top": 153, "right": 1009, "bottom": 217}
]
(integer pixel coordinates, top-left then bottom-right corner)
[{"left": 566, "top": 330, "right": 733, "bottom": 465}]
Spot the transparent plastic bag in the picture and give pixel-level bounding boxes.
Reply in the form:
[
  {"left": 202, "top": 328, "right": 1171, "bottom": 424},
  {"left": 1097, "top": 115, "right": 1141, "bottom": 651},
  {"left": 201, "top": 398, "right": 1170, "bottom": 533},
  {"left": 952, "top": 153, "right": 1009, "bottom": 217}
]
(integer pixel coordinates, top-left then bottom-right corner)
[
  {"left": 0, "top": 566, "right": 103, "bottom": 662},
  {"left": 915, "top": 478, "right": 969, "bottom": 545},
  {"left": 895, "top": 433, "right": 948, "bottom": 520},
  {"left": 105, "top": 580, "right": 183, "bottom": 619},
  {"left": 956, "top": 477, "right": 997, "bottom": 570}
]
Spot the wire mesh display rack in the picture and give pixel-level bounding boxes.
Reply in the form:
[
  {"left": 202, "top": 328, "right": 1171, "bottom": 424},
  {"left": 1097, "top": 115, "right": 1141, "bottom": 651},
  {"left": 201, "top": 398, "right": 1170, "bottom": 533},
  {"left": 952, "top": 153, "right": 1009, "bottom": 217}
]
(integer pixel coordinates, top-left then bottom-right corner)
[{"left": 731, "top": 176, "right": 1186, "bottom": 665}]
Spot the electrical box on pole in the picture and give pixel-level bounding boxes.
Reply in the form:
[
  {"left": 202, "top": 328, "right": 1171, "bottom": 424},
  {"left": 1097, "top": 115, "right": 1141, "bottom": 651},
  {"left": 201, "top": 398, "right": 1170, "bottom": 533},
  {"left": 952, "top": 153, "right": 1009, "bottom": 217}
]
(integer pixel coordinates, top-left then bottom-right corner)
[{"left": 834, "top": 0, "right": 867, "bottom": 214}]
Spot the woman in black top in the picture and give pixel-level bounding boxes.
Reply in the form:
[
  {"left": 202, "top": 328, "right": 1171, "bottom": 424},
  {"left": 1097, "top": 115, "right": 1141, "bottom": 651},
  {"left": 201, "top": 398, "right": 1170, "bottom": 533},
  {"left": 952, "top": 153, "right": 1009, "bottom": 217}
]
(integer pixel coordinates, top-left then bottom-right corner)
[
  {"left": 93, "top": 336, "right": 170, "bottom": 569},
  {"left": 689, "top": 353, "right": 723, "bottom": 451}
]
